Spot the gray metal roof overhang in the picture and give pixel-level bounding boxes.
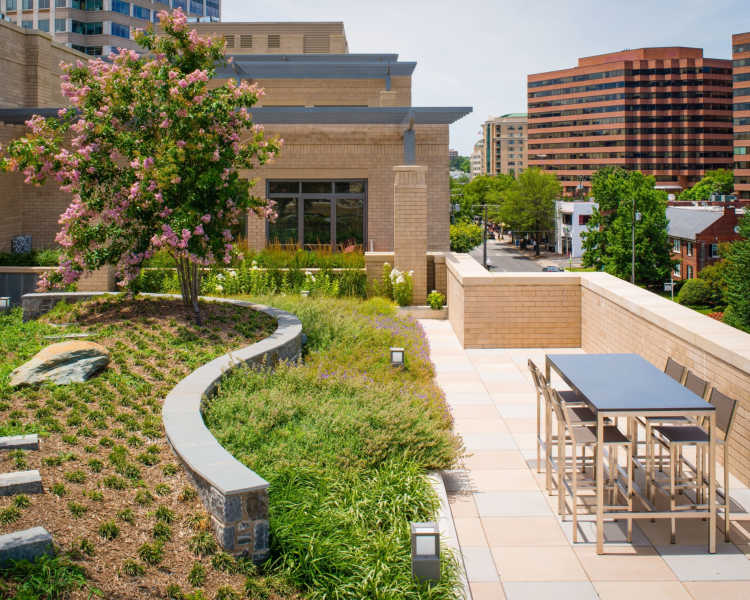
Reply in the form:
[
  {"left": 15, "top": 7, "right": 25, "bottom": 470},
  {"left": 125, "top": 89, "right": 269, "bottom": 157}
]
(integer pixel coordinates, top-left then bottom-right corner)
[
  {"left": 0, "top": 106, "right": 473, "bottom": 126},
  {"left": 247, "top": 106, "right": 472, "bottom": 125},
  {"left": 219, "top": 54, "right": 416, "bottom": 80}
]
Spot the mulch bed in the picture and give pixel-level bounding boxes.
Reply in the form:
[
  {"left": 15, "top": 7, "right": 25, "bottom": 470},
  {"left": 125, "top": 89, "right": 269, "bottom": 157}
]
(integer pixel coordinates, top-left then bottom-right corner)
[{"left": 0, "top": 296, "right": 290, "bottom": 599}]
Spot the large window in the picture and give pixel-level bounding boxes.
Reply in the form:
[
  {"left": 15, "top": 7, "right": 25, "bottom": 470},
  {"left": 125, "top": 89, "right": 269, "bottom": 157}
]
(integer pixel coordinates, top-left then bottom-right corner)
[
  {"left": 267, "top": 180, "right": 367, "bottom": 251},
  {"left": 6, "top": 0, "right": 17, "bottom": 10},
  {"left": 133, "top": 4, "right": 149, "bottom": 19},
  {"left": 112, "top": 0, "right": 129, "bottom": 14},
  {"left": 72, "top": 20, "right": 102, "bottom": 34},
  {"left": 38, "top": 18, "right": 49, "bottom": 31},
  {"left": 111, "top": 22, "right": 129, "bottom": 38},
  {"left": 189, "top": 0, "right": 202, "bottom": 15},
  {"left": 22, "top": 0, "right": 32, "bottom": 10}
]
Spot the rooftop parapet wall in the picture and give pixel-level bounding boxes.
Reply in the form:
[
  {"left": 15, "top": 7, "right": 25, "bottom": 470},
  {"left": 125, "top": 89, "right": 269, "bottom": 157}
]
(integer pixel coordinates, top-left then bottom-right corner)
[{"left": 445, "top": 253, "right": 750, "bottom": 486}]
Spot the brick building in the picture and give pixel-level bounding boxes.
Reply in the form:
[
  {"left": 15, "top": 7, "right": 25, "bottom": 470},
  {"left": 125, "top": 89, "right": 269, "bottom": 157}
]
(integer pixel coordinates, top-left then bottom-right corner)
[
  {"left": 0, "top": 18, "right": 471, "bottom": 259},
  {"left": 0, "top": 0, "right": 214, "bottom": 57},
  {"left": 734, "top": 32, "right": 750, "bottom": 199},
  {"left": 666, "top": 205, "right": 742, "bottom": 280},
  {"left": 528, "top": 47, "right": 734, "bottom": 197},
  {"left": 480, "top": 113, "right": 527, "bottom": 176}
]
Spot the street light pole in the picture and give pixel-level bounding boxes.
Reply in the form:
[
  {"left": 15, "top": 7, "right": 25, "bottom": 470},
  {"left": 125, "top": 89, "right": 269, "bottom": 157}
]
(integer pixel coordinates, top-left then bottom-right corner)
[
  {"left": 632, "top": 196, "right": 635, "bottom": 285},
  {"left": 482, "top": 203, "right": 488, "bottom": 269}
]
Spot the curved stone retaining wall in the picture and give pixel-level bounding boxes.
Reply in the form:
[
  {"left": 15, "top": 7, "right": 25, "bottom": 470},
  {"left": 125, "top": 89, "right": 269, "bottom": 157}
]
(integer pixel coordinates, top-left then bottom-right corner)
[
  {"left": 162, "top": 299, "right": 302, "bottom": 562},
  {"left": 21, "top": 292, "right": 303, "bottom": 561}
]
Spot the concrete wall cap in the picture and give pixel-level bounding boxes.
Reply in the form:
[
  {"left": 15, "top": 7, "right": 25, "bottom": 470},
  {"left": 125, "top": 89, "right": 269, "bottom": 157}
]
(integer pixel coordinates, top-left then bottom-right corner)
[{"left": 160, "top": 296, "right": 302, "bottom": 496}]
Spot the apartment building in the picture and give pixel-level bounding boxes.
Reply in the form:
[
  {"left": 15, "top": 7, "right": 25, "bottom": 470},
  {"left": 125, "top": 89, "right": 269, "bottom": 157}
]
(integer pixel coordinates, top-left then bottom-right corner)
[
  {"left": 555, "top": 200, "right": 595, "bottom": 258},
  {"left": 734, "top": 32, "right": 750, "bottom": 199},
  {"left": 528, "top": 48, "right": 733, "bottom": 197},
  {"left": 470, "top": 139, "right": 483, "bottom": 178},
  {"left": 0, "top": 0, "right": 216, "bottom": 56},
  {"left": 0, "top": 18, "right": 471, "bottom": 256},
  {"left": 481, "top": 113, "right": 527, "bottom": 176},
  {"left": 667, "top": 205, "right": 742, "bottom": 280}
]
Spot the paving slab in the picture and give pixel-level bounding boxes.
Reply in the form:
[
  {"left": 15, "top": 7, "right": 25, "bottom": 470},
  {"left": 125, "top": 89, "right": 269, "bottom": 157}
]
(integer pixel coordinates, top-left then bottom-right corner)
[
  {"left": 0, "top": 470, "right": 42, "bottom": 496},
  {"left": 0, "top": 527, "right": 53, "bottom": 566},
  {"left": 503, "top": 581, "right": 599, "bottom": 600},
  {"left": 474, "top": 491, "right": 553, "bottom": 517},
  {"left": 0, "top": 434, "right": 39, "bottom": 451},
  {"left": 656, "top": 543, "right": 750, "bottom": 581},
  {"left": 462, "top": 546, "right": 500, "bottom": 582}
]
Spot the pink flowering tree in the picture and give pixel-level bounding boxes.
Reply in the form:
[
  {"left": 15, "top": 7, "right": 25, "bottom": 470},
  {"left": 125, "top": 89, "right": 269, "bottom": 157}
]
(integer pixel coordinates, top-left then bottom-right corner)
[{"left": 0, "top": 9, "right": 280, "bottom": 324}]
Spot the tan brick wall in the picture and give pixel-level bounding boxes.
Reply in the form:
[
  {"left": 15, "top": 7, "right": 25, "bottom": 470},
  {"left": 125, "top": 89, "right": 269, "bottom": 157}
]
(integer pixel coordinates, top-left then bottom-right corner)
[
  {"left": 239, "top": 123, "right": 450, "bottom": 253},
  {"left": 446, "top": 253, "right": 581, "bottom": 349},
  {"left": 393, "top": 165, "right": 428, "bottom": 305},
  {"left": 0, "top": 124, "right": 72, "bottom": 251},
  {"left": 77, "top": 265, "right": 117, "bottom": 292},
  {"left": 252, "top": 76, "right": 411, "bottom": 108},
  {"left": 364, "top": 251, "right": 394, "bottom": 295},
  {"left": 0, "top": 21, "right": 83, "bottom": 108},
  {"left": 580, "top": 273, "right": 750, "bottom": 486},
  {"left": 191, "top": 22, "right": 349, "bottom": 55}
]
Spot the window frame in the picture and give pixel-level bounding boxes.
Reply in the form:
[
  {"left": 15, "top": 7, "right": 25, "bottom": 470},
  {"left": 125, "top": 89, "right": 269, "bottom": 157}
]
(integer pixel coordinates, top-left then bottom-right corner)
[
  {"left": 672, "top": 238, "right": 681, "bottom": 253},
  {"left": 266, "top": 179, "right": 368, "bottom": 251}
]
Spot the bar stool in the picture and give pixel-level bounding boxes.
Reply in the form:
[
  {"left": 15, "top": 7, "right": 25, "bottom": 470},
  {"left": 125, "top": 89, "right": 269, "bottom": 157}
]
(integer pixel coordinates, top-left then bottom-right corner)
[
  {"left": 546, "top": 386, "right": 634, "bottom": 543},
  {"left": 528, "top": 360, "right": 591, "bottom": 493},
  {"left": 651, "top": 388, "right": 738, "bottom": 543}
]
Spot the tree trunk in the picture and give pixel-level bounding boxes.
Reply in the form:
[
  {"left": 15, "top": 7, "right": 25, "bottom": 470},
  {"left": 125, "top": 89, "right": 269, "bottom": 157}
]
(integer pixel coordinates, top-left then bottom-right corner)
[{"left": 174, "top": 256, "right": 202, "bottom": 325}]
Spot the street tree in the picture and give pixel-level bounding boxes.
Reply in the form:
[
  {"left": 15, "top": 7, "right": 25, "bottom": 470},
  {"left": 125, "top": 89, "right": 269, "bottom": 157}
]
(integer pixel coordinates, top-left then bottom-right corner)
[
  {"left": 679, "top": 169, "right": 734, "bottom": 202},
  {"left": 454, "top": 174, "right": 514, "bottom": 222},
  {"left": 499, "top": 167, "right": 559, "bottom": 253},
  {"left": 581, "top": 167, "right": 673, "bottom": 285},
  {"left": 0, "top": 9, "right": 281, "bottom": 323},
  {"left": 723, "top": 213, "right": 750, "bottom": 332}
]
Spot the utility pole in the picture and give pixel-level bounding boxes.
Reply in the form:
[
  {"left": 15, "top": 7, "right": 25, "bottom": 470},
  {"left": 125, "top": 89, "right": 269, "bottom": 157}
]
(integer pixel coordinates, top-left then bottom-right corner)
[{"left": 482, "top": 203, "right": 488, "bottom": 269}]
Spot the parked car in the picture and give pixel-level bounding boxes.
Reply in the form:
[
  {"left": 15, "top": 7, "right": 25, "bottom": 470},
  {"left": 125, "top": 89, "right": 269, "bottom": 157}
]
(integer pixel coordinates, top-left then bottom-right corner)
[{"left": 541, "top": 266, "right": 564, "bottom": 272}]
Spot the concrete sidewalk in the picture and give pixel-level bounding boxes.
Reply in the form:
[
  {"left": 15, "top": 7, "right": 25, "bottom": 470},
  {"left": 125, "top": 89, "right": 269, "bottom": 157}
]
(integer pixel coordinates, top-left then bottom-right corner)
[{"left": 420, "top": 319, "right": 750, "bottom": 600}]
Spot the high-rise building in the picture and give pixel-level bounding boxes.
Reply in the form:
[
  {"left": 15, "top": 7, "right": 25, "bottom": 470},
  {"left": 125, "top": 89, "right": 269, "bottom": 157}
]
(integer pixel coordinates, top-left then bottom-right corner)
[
  {"left": 480, "top": 113, "right": 527, "bottom": 176},
  {"left": 470, "top": 139, "right": 483, "bottom": 178},
  {"left": 0, "top": 0, "right": 217, "bottom": 57},
  {"left": 448, "top": 148, "right": 458, "bottom": 161},
  {"left": 734, "top": 32, "right": 750, "bottom": 199},
  {"left": 528, "top": 48, "right": 733, "bottom": 197}
]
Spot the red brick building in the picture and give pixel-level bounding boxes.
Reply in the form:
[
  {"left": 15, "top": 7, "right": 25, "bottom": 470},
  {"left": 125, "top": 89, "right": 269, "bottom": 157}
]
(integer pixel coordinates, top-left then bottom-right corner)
[
  {"left": 734, "top": 32, "right": 750, "bottom": 199},
  {"left": 666, "top": 205, "right": 742, "bottom": 280},
  {"left": 528, "top": 48, "right": 734, "bottom": 197}
]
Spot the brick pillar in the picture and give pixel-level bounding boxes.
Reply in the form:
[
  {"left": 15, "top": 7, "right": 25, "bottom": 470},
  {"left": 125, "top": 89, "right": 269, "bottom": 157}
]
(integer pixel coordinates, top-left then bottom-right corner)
[
  {"left": 77, "top": 265, "right": 116, "bottom": 292},
  {"left": 245, "top": 211, "right": 266, "bottom": 251},
  {"left": 393, "top": 165, "right": 428, "bottom": 305}
]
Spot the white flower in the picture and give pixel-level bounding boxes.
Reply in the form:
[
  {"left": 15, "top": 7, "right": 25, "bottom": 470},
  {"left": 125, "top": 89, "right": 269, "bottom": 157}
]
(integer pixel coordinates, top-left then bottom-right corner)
[
  {"left": 217, "top": 273, "right": 225, "bottom": 281},
  {"left": 230, "top": 271, "right": 238, "bottom": 278},
  {"left": 216, "top": 284, "right": 224, "bottom": 292},
  {"left": 251, "top": 260, "right": 258, "bottom": 267},
  {"left": 383, "top": 262, "right": 390, "bottom": 267},
  {"left": 396, "top": 275, "right": 405, "bottom": 284}
]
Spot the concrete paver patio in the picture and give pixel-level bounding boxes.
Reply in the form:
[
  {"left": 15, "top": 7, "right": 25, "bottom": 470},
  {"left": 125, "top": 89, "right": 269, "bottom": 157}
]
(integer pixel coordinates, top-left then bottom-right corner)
[{"left": 420, "top": 319, "right": 750, "bottom": 600}]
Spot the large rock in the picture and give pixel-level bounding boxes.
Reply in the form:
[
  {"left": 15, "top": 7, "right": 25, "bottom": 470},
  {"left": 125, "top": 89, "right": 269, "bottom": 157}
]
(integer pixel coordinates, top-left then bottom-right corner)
[{"left": 9, "top": 340, "right": 109, "bottom": 387}]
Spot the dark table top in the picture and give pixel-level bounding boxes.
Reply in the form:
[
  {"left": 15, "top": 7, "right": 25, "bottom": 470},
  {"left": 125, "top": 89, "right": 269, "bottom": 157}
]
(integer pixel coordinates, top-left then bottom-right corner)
[{"left": 546, "top": 353, "right": 715, "bottom": 413}]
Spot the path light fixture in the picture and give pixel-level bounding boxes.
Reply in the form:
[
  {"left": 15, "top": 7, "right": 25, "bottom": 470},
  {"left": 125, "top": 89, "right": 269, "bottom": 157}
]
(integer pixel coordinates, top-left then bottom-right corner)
[
  {"left": 410, "top": 521, "right": 440, "bottom": 584},
  {"left": 0, "top": 297, "right": 10, "bottom": 314},
  {"left": 390, "top": 347, "right": 405, "bottom": 368}
]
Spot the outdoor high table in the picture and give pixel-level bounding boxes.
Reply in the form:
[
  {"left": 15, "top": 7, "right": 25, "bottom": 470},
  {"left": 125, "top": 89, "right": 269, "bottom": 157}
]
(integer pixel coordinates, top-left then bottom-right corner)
[{"left": 545, "top": 353, "right": 717, "bottom": 554}]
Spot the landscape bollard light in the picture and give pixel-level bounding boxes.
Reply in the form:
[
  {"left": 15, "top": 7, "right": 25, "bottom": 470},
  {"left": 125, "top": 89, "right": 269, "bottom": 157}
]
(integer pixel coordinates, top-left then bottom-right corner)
[
  {"left": 390, "top": 347, "right": 405, "bottom": 368},
  {"left": 410, "top": 521, "right": 440, "bottom": 584},
  {"left": 0, "top": 297, "right": 10, "bottom": 314}
]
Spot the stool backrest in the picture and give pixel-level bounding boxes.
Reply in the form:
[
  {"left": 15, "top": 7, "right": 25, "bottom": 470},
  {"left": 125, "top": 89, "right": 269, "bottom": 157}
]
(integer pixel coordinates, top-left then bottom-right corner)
[
  {"left": 664, "top": 357, "right": 686, "bottom": 383},
  {"left": 528, "top": 359, "right": 543, "bottom": 395},
  {"left": 709, "top": 388, "right": 737, "bottom": 439},
  {"left": 684, "top": 370, "right": 708, "bottom": 399}
]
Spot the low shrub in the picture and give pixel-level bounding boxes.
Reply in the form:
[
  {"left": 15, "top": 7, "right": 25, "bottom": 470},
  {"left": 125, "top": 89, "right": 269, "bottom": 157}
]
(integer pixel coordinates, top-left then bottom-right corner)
[
  {"left": 427, "top": 290, "right": 446, "bottom": 310},
  {"left": 0, "top": 248, "right": 60, "bottom": 267},
  {"left": 0, "top": 555, "right": 97, "bottom": 599},
  {"left": 98, "top": 520, "right": 120, "bottom": 540},
  {"left": 450, "top": 221, "right": 483, "bottom": 253},
  {"left": 677, "top": 278, "right": 713, "bottom": 308}
]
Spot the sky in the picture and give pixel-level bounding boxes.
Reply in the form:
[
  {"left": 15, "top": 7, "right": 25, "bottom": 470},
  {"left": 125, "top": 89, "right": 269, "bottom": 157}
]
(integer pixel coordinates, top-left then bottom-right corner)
[{"left": 223, "top": 0, "right": 750, "bottom": 155}]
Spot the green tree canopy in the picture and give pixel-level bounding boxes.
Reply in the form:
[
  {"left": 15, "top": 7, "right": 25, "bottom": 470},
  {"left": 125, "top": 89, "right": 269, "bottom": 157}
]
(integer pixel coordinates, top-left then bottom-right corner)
[
  {"left": 723, "top": 213, "right": 750, "bottom": 332},
  {"left": 450, "top": 155, "right": 471, "bottom": 173},
  {"left": 581, "top": 167, "right": 673, "bottom": 285},
  {"left": 452, "top": 174, "right": 514, "bottom": 221},
  {"left": 678, "top": 169, "right": 734, "bottom": 202},
  {"left": 498, "top": 167, "right": 559, "bottom": 238}
]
